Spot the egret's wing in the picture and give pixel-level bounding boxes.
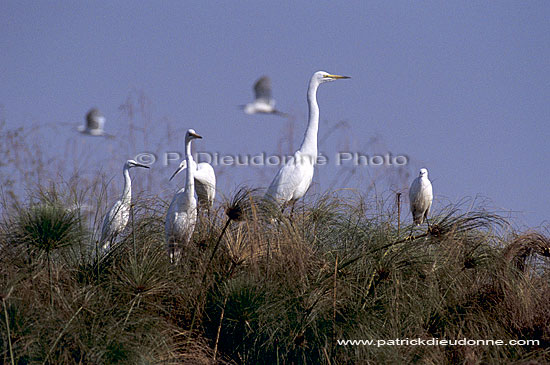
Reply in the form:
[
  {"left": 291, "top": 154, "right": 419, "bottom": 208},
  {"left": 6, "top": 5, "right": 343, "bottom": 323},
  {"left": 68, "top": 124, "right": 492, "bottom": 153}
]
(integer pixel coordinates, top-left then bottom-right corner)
[
  {"left": 96, "top": 115, "right": 105, "bottom": 131},
  {"left": 408, "top": 177, "right": 422, "bottom": 222},
  {"left": 266, "top": 156, "right": 304, "bottom": 204},
  {"left": 195, "top": 163, "right": 215, "bottom": 183},
  {"left": 194, "top": 163, "right": 216, "bottom": 206},
  {"left": 165, "top": 193, "right": 180, "bottom": 242},
  {"left": 408, "top": 177, "right": 420, "bottom": 209},
  {"left": 424, "top": 180, "right": 433, "bottom": 216},
  {"left": 100, "top": 214, "right": 111, "bottom": 243},
  {"left": 100, "top": 200, "right": 122, "bottom": 242},
  {"left": 254, "top": 76, "right": 273, "bottom": 103}
]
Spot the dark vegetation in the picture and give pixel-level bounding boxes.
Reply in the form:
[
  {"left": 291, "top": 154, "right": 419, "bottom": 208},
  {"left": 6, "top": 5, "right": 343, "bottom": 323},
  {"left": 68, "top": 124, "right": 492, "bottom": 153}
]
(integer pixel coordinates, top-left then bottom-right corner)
[{"left": 1, "top": 185, "right": 549, "bottom": 364}]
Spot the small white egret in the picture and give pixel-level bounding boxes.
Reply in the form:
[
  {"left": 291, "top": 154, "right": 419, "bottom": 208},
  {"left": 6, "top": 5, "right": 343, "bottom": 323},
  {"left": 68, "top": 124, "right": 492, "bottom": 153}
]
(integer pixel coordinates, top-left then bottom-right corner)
[
  {"left": 79, "top": 108, "right": 109, "bottom": 136},
  {"left": 165, "top": 129, "right": 203, "bottom": 262},
  {"left": 242, "top": 76, "right": 287, "bottom": 116},
  {"left": 100, "top": 159, "right": 149, "bottom": 252},
  {"left": 409, "top": 168, "right": 433, "bottom": 227},
  {"left": 265, "top": 71, "right": 350, "bottom": 207},
  {"left": 169, "top": 159, "right": 216, "bottom": 209}
]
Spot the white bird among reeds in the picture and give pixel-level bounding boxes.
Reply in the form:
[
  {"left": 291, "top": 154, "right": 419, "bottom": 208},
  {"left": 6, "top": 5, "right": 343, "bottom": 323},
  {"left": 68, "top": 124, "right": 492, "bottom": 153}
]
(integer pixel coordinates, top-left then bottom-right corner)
[
  {"left": 265, "top": 71, "right": 350, "bottom": 208},
  {"left": 100, "top": 159, "right": 149, "bottom": 252},
  {"left": 165, "top": 129, "right": 203, "bottom": 263},
  {"left": 409, "top": 168, "right": 433, "bottom": 227}
]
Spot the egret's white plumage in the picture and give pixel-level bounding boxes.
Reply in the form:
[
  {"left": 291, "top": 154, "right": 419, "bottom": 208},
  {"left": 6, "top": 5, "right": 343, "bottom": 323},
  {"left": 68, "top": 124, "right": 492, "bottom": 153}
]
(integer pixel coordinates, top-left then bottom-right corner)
[
  {"left": 79, "top": 108, "right": 107, "bottom": 136},
  {"left": 265, "top": 71, "right": 350, "bottom": 206},
  {"left": 409, "top": 168, "right": 433, "bottom": 225},
  {"left": 100, "top": 159, "right": 149, "bottom": 252},
  {"left": 242, "top": 76, "right": 286, "bottom": 116},
  {"left": 169, "top": 159, "right": 216, "bottom": 209},
  {"left": 165, "top": 129, "right": 203, "bottom": 262}
]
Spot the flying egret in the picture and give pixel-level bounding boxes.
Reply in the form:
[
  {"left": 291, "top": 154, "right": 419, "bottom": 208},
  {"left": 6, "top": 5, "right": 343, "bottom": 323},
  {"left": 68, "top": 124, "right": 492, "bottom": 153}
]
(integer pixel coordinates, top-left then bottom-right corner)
[
  {"left": 265, "top": 71, "right": 350, "bottom": 207},
  {"left": 242, "top": 76, "right": 287, "bottom": 116},
  {"left": 79, "top": 108, "right": 110, "bottom": 136},
  {"left": 409, "top": 168, "right": 433, "bottom": 227},
  {"left": 165, "top": 129, "right": 203, "bottom": 263},
  {"left": 169, "top": 159, "right": 216, "bottom": 210},
  {"left": 100, "top": 159, "right": 149, "bottom": 252}
]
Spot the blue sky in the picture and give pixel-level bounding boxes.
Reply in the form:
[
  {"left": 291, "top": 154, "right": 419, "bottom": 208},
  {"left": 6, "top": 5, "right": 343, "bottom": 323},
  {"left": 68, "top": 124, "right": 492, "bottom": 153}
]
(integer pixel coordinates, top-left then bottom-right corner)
[{"left": 1, "top": 1, "right": 549, "bottom": 228}]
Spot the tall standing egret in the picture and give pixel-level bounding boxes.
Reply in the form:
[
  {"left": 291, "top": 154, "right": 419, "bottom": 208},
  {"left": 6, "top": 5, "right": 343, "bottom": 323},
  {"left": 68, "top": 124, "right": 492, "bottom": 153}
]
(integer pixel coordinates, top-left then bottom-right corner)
[
  {"left": 409, "top": 168, "right": 433, "bottom": 227},
  {"left": 169, "top": 159, "right": 216, "bottom": 210},
  {"left": 165, "top": 129, "right": 203, "bottom": 262},
  {"left": 100, "top": 159, "right": 149, "bottom": 252},
  {"left": 79, "top": 108, "right": 109, "bottom": 136},
  {"left": 265, "top": 71, "right": 350, "bottom": 207},
  {"left": 242, "top": 76, "right": 287, "bottom": 116}
]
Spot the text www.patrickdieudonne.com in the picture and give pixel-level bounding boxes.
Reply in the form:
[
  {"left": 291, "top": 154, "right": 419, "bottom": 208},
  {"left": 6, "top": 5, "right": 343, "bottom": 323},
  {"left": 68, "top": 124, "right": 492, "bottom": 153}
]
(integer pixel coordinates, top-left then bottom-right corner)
[{"left": 336, "top": 338, "right": 540, "bottom": 347}]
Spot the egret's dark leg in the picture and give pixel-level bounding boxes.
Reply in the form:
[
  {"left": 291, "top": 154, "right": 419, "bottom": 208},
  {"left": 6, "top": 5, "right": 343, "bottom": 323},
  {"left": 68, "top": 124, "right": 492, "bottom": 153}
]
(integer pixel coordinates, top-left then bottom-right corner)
[
  {"left": 425, "top": 216, "right": 431, "bottom": 233},
  {"left": 290, "top": 200, "right": 297, "bottom": 220}
]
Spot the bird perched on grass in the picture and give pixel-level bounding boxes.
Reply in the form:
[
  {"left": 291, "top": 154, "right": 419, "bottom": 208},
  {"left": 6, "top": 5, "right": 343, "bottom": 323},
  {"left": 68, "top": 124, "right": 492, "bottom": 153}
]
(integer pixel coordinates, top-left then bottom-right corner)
[
  {"left": 265, "top": 71, "right": 350, "bottom": 209},
  {"left": 242, "top": 76, "right": 287, "bottom": 116},
  {"left": 409, "top": 168, "right": 433, "bottom": 228},
  {"left": 165, "top": 129, "right": 203, "bottom": 263},
  {"left": 100, "top": 159, "right": 149, "bottom": 253}
]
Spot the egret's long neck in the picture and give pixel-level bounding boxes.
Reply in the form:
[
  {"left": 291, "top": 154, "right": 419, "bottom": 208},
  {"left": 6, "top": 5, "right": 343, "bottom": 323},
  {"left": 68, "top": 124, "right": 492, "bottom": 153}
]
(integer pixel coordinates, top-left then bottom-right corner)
[
  {"left": 184, "top": 139, "right": 195, "bottom": 198},
  {"left": 298, "top": 79, "right": 320, "bottom": 158},
  {"left": 121, "top": 166, "right": 132, "bottom": 204}
]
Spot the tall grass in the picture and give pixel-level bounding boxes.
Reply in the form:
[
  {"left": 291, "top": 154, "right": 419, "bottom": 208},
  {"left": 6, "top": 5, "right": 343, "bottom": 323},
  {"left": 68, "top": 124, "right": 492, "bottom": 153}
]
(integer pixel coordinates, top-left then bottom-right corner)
[{"left": 0, "top": 184, "right": 549, "bottom": 364}]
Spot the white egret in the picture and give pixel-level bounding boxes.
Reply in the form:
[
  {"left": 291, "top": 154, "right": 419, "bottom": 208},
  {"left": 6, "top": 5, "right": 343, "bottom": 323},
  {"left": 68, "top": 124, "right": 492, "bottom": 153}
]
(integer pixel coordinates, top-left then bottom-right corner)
[
  {"left": 165, "top": 129, "right": 203, "bottom": 262},
  {"left": 100, "top": 159, "right": 149, "bottom": 252},
  {"left": 242, "top": 76, "right": 287, "bottom": 116},
  {"left": 79, "top": 108, "right": 109, "bottom": 136},
  {"left": 169, "top": 159, "right": 216, "bottom": 209},
  {"left": 265, "top": 71, "right": 350, "bottom": 207},
  {"left": 409, "top": 168, "right": 433, "bottom": 226}
]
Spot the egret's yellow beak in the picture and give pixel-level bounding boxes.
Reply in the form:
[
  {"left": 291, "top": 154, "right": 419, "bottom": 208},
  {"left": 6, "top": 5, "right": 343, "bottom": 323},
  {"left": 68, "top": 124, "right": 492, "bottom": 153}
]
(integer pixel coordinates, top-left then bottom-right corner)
[
  {"left": 190, "top": 132, "right": 202, "bottom": 139},
  {"left": 326, "top": 74, "right": 350, "bottom": 79}
]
